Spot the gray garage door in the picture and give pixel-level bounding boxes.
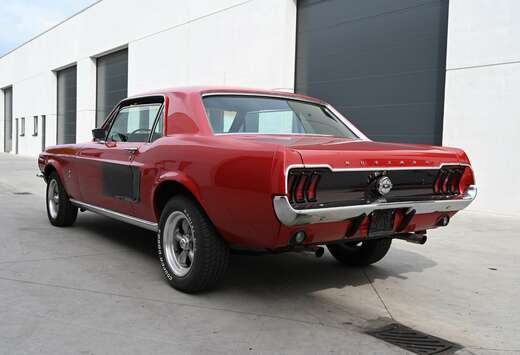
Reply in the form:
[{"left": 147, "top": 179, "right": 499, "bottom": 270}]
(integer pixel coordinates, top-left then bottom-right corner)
[
  {"left": 296, "top": 0, "right": 449, "bottom": 145},
  {"left": 3, "top": 86, "right": 13, "bottom": 152},
  {"left": 96, "top": 49, "right": 128, "bottom": 127},
  {"left": 57, "top": 65, "right": 77, "bottom": 144}
]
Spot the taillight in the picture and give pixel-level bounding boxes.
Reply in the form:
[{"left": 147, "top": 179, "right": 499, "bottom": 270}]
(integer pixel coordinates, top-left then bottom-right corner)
[
  {"left": 287, "top": 174, "right": 297, "bottom": 200},
  {"left": 433, "top": 166, "right": 474, "bottom": 196},
  {"left": 434, "top": 171, "right": 443, "bottom": 193},
  {"left": 450, "top": 171, "right": 460, "bottom": 194},
  {"left": 287, "top": 170, "right": 321, "bottom": 204},
  {"left": 306, "top": 174, "right": 320, "bottom": 201},
  {"left": 294, "top": 175, "right": 307, "bottom": 203},
  {"left": 458, "top": 166, "right": 475, "bottom": 194},
  {"left": 441, "top": 173, "right": 451, "bottom": 194}
]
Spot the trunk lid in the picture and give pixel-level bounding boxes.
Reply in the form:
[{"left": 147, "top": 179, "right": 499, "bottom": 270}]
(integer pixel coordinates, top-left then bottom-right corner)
[
  {"left": 225, "top": 135, "right": 462, "bottom": 168},
  {"left": 290, "top": 138, "right": 461, "bottom": 169}
]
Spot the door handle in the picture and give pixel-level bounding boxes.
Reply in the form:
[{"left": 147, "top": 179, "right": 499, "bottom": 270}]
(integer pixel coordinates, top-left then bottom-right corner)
[{"left": 124, "top": 147, "right": 138, "bottom": 154}]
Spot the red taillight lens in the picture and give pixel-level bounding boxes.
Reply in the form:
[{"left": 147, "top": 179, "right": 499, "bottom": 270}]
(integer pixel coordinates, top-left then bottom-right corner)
[
  {"left": 434, "top": 166, "right": 474, "bottom": 196},
  {"left": 434, "top": 172, "right": 443, "bottom": 193},
  {"left": 306, "top": 174, "right": 320, "bottom": 201},
  {"left": 287, "top": 170, "right": 321, "bottom": 204},
  {"left": 442, "top": 173, "right": 451, "bottom": 194},
  {"left": 458, "top": 167, "right": 475, "bottom": 194},
  {"left": 295, "top": 175, "right": 307, "bottom": 203},
  {"left": 450, "top": 172, "right": 460, "bottom": 193},
  {"left": 287, "top": 174, "right": 297, "bottom": 202}
]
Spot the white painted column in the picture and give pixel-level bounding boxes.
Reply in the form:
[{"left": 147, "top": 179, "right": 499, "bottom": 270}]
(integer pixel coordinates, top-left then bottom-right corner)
[
  {"left": 45, "top": 72, "right": 58, "bottom": 148},
  {"left": 76, "top": 58, "right": 97, "bottom": 143},
  {"left": 0, "top": 90, "right": 5, "bottom": 151},
  {"left": 443, "top": 0, "right": 520, "bottom": 217}
]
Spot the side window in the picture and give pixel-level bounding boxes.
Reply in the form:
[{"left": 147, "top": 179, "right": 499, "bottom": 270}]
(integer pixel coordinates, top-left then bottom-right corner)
[{"left": 107, "top": 104, "right": 161, "bottom": 142}]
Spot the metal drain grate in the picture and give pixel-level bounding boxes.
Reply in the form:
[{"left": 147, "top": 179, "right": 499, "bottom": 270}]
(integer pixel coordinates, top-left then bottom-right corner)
[{"left": 368, "top": 323, "right": 460, "bottom": 354}]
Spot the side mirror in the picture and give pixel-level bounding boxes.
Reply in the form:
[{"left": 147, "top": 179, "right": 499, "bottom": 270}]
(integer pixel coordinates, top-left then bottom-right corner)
[{"left": 92, "top": 128, "right": 106, "bottom": 141}]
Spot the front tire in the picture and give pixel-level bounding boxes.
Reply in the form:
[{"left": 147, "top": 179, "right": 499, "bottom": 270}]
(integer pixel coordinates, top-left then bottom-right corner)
[
  {"left": 46, "top": 172, "right": 78, "bottom": 227},
  {"left": 157, "top": 195, "right": 229, "bottom": 293},
  {"left": 327, "top": 238, "right": 392, "bottom": 266}
]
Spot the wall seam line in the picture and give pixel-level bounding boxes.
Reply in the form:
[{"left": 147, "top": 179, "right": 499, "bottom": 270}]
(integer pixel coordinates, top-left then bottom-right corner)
[{"left": 447, "top": 59, "right": 520, "bottom": 71}]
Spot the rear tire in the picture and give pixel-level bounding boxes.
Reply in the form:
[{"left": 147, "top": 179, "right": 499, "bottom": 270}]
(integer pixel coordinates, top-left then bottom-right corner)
[
  {"left": 46, "top": 171, "right": 78, "bottom": 227},
  {"left": 327, "top": 238, "right": 392, "bottom": 266},
  {"left": 157, "top": 195, "right": 229, "bottom": 293}
]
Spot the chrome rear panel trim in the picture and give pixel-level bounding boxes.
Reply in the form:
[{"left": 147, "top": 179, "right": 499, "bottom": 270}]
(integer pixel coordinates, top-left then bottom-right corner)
[{"left": 273, "top": 185, "right": 477, "bottom": 227}]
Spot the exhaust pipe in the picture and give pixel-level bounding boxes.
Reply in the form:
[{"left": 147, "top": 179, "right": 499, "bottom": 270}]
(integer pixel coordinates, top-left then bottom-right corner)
[
  {"left": 300, "top": 245, "right": 325, "bottom": 258},
  {"left": 436, "top": 215, "right": 450, "bottom": 227},
  {"left": 394, "top": 233, "right": 427, "bottom": 245}
]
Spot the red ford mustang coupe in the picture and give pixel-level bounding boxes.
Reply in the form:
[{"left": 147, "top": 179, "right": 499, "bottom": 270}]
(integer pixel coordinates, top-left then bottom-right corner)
[{"left": 38, "top": 87, "right": 477, "bottom": 292}]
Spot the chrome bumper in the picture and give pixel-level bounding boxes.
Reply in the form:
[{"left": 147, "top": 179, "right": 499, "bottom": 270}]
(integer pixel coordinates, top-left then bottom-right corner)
[{"left": 273, "top": 185, "right": 477, "bottom": 227}]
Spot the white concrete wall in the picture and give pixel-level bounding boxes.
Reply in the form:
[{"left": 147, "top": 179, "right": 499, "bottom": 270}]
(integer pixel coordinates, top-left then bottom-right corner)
[
  {"left": 129, "top": 0, "right": 296, "bottom": 94},
  {"left": 443, "top": 0, "right": 520, "bottom": 216},
  {"left": 0, "top": 89, "right": 4, "bottom": 151},
  {"left": 0, "top": 0, "right": 297, "bottom": 156}
]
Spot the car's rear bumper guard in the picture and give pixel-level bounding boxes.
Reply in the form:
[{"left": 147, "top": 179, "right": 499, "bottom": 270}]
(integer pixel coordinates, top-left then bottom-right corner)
[{"left": 273, "top": 185, "right": 477, "bottom": 227}]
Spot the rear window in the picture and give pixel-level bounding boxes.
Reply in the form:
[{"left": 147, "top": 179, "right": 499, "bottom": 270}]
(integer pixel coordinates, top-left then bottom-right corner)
[{"left": 203, "top": 95, "right": 358, "bottom": 138}]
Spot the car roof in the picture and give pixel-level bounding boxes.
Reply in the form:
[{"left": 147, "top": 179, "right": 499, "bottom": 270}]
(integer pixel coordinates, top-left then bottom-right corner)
[{"left": 128, "top": 86, "right": 326, "bottom": 105}]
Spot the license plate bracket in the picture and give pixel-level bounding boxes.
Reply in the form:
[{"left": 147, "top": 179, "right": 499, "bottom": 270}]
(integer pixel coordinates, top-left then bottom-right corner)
[{"left": 369, "top": 209, "right": 395, "bottom": 236}]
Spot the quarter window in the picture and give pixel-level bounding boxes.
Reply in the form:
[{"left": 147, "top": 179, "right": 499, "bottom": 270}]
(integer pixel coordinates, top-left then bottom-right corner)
[{"left": 107, "top": 104, "right": 162, "bottom": 142}]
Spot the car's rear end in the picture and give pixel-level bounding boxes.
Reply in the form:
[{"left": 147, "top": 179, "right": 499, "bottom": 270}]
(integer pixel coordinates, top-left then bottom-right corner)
[
  {"left": 272, "top": 139, "right": 476, "bottom": 248},
  {"left": 200, "top": 89, "right": 477, "bottom": 258}
]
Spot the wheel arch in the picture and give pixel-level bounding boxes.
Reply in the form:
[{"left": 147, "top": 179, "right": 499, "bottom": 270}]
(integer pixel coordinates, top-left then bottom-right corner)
[
  {"left": 152, "top": 176, "right": 207, "bottom": 222},
  {"left": 43, "top": 160, "right": 62, "bottom": 182}
]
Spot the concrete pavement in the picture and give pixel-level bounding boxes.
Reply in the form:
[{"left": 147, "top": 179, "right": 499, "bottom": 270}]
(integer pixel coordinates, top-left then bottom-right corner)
[{"left": 0, "top": 153, "right": 518, "bottom": 354}]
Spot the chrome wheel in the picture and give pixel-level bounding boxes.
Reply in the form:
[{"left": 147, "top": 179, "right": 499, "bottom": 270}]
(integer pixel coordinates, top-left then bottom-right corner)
[
  {"left": 163, "top": 211, "right": 195, "bottom": 277},
  {"left": 47, "top": 179, "right": 60, "bottom": 219}
]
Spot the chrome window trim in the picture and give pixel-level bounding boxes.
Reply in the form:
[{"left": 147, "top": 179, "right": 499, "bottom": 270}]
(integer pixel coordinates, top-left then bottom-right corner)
[
  {"left": 70, "top": 199, "right": 158, "bottom": 232},
  {"left": 325, "top": 104, "right": 370, "bottom": 141},
  {"left": 105, "top": 101, "right": 164, "bottom": 143},
  {"left": 213, "top": 132, "right": 335, "bottom": 137},
  {"left": 201, "top": 91, "right": 323, "bottom": 104},
  {"left": 273, "top": 185, "right": 477, "bottom": 227},
  {"left": 101, "top": 94, "right": 167, "bottom": 130},
  {"left": 147, "top": 103, "right": 165, "bottom": 143},
  {"left": 201, "top": 92, "right": 367, "bottom": 141}
]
